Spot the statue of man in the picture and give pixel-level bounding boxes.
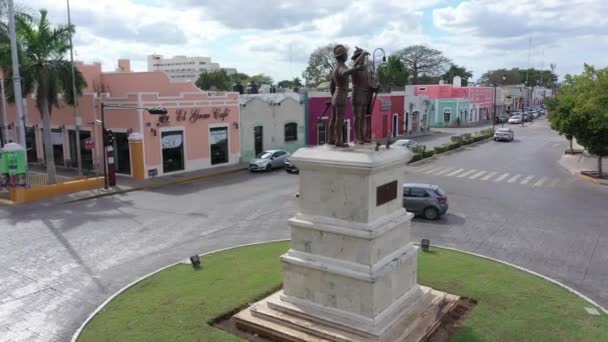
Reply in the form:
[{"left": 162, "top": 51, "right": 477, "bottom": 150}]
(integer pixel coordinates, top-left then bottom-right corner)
[
  {"left": 329, "top": 45, "right": 368, "bottom": 147},
  {"left": 351, "top": 47, "right": 372, "bottom": 144}
]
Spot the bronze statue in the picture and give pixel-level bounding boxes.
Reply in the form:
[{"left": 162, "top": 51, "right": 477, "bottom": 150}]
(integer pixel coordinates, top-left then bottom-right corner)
[
  {"left": 351, "top": 47, "right": 372, "bottom": 144},
  {"left": 329, "top": 45, "right": 368, "bottom": 147}
]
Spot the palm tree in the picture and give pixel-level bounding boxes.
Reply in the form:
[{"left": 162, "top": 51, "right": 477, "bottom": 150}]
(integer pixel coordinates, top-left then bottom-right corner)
[{"left": 0, "top": 9, "right": 86, "bottom": 183}]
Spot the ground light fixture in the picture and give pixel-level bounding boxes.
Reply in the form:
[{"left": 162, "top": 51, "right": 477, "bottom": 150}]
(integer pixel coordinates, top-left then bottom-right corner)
[
  {"left": 421, "top": 239, "right": 430, "bottom": 252},
  {"left": 190, "top": 255, "right": 201, "bottom": 268}
]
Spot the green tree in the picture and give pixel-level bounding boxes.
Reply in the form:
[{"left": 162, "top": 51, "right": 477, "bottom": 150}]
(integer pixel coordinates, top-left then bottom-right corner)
[
  {"left": 302, "top": 43, "right": 346, "bottom": 87},
  {"left": 441, "top": 64, "right": 473, "bottom": 86},
  {"left": 548, "top": 64, "right": 608, "bottom": 177},
  {"left": 277, "top": 77, "right": 303, "bottom": 90},
  {"left": 394, "top": 45, "right": 451, "bottom": 85},
  {"left": 195, "top": 70, "right": 231, "bottom": 91},
  {"left": 378, "top": 55, "right": 408, "bottom": 90},
  {"left": 478, "top": 68, "right": 522, "bottom": 86},
  {"left": 248, "top": 73, "right": 273, "bottom": 86},
  {"left": 0, "top": 9, "right": 87, "bottom": 183},
  {"left": 519, "top": 68, "right": 558, "bottom": 87}
]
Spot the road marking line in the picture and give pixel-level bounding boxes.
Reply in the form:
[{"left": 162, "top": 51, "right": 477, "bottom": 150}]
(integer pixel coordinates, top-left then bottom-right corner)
[
  {"left": 457, "top": 169, "right": 477, "bottom": 178},
  {"left": 533, "top": 177, "right": 548, "bottom": 187},
  {"left": 507, "top": 174, "right": 522, "bottom": 183},
  {"left": 520, "top": 175, "right": 535, "bottom": 185},
  {"left": 424, "top": 167, "right": 445, "bottom": 175},
  {"left": 494, "top": 172, "right": 510, "bottom": 182},
  {"left": 548, "top": 178, "right": 560, "bottom": 187},
  {"left": 481, "top": 171, "right": 498, "bottom": 181},
  {"left": 469, "top": 170, "right": 487, "bottom": 179},
  {"left": 434, "top": 167, "right": 454, "bottom": 176},
  {"left": 446, "top": 168, "right": 465, "bottom": 177},
  {"left": 416, "top": 165, "right": 436, "bottom": 173}
]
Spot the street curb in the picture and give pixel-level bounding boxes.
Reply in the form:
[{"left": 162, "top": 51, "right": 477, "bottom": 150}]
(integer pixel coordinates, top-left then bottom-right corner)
[
  {"left": 70, "top": 239, "right": 290, "bottom": 342},
  {"left": 424, "top": 244, "right": 608, "bottom": 315},
  {"left": 71, "top": 240, "right": 606, "bottom": 342},
  {"left": 408, "top": 137, "right": 493, "bottom": 166},
  {"left": 576, "top": 172, "right": 608, "bottom": 186},
  {"left": 65, "top": 167, "right": 248, "bottom": 204}
]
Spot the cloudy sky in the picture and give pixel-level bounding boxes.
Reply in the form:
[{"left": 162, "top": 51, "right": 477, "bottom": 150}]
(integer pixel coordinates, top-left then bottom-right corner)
[{"left": 25, "top": 0, "right": 608, "bottom": 83}]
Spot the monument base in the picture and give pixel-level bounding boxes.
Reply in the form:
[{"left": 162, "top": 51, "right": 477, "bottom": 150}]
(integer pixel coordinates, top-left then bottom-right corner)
[{"left": 234, "top": 288, "right": 459, "bottom": 342}]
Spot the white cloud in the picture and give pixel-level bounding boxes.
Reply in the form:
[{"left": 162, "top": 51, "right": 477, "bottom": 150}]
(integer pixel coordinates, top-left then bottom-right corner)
[{"left": 16, "top": 0, "right": 608, "bottom": 83}]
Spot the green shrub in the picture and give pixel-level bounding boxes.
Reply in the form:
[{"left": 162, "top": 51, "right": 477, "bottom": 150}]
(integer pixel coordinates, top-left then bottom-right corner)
[
  {"left": 462, "top": 133, "right": 472, "bottom": 140},
  {"left": 450, "top": 136, "right": 463, "bottom": 143},
  {"left": 412, "top": 145, "right": 426, "bottom": 153},
  {"left": 410, "top": 153, "right": 425, "bottom": 162}
]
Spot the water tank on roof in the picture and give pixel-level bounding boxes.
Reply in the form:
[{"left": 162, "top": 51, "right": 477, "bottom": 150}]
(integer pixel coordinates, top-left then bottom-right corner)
[
  {"left": 246, "top": 81, "right": 258, "bottom": 94},
  {"left": 232, "top": 81, "right": 244, "bottom": 94}
]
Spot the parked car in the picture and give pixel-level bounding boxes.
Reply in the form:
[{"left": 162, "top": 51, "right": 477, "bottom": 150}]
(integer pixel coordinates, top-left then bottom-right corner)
[
  {"left": 403, "top": 183, "right": 448, "bottom": 220},
  {"left": 249, "top": 150, "right": 289, "bottom": 172},
  {"left": 522, "top": 113, "right": 533, "bottom": 122},
  {"left": 393, "top": 139, "right": 418, "bottom": 150},
  {"left": 498, "top": 114, "right": 510, "bottom": 123},
  {"left": 494, "top": 128, "right": 515, "bottom": 142},
  {"left": 283, "top": 158, "right": 299, "bottom": 174},
  {"left": 508, "top": 115, "right": 522, "bottom": 124}
]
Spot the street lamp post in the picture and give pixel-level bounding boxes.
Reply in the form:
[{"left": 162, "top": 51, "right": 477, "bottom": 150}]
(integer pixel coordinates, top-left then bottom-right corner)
[
  {"left": 6, "top": 0, "right": 26, "bottom": 148},
  {"left": 99, "top": 103, "right": 167, "bottom": 189}
]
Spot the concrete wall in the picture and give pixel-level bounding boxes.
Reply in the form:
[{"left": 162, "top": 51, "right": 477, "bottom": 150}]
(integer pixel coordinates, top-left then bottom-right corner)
[{"left": 240, "top": 94, "right": 305, "bottom": 161}]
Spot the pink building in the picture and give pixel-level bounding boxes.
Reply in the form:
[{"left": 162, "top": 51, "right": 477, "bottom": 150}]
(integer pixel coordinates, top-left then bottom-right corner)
[
  {"left": 307, "top": 93, "right": 355, "bottom": 145},
  {"left": 3, "top": 60, "right": 240, "bottom": 178}
]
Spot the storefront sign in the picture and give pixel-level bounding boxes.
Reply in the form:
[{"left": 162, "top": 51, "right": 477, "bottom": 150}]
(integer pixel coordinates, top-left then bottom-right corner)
[
  {"left": 381, "top": 101, "right": 392, "bottom": 111},
  {"left": 148, "top": 168, "right": 158, "bottom": 177},
  {"left": 169, "top": 108, "right": 231, "bottom": 125},
  {"left": 84, "top": 138, "right": 95, "bottom": 150},
  {"left": 161, "top": 134, "right": 183, "bottom": 149}
]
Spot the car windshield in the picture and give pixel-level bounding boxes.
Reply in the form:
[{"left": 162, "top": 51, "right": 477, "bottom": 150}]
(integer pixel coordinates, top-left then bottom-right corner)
[
  {"left": 497, "top": 129, "right": 509, "bottom": 132},
  {"left": 256, "top": 152, "right": 273, "bottom": 159},
  {"left": 512, "top": 116, "right": 521, "bottom": 119}
]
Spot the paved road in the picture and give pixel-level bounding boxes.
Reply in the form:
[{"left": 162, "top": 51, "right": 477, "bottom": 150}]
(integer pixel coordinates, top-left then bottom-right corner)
[{"left": 1, "top": 118, "right": 606, "bottom": 341}]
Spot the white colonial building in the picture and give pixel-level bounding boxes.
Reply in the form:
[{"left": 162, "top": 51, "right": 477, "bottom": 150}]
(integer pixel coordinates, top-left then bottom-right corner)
[
  {"left": 239, "top": 93, "right": 305, "bottom": 162},
  {"left": 147, "top": 54, "right": 236, "bottom": 82}
]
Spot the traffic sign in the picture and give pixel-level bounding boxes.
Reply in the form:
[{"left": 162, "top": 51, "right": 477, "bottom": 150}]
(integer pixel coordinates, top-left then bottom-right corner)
[{"left": 84, "top": 138, "right": 95, "bottom": 150}]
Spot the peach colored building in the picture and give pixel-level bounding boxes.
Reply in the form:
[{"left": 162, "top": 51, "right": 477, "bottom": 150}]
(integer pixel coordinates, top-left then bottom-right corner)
[{"left": 2, "top": 60, "right": 241, "bottom": 179}]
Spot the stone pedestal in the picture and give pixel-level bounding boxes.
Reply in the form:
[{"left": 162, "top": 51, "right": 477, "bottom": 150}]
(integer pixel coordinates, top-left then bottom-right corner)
[{"left": 235, "top": 144, "right": 458, "bottom": 341}]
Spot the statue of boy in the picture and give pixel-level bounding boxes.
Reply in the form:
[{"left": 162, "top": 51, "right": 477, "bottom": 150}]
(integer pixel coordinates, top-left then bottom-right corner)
[
  {"left": 351, "top": 46, "right": 373, "bottom": 144},
  {"left": 329, "top": 44, "right": 369, "bottom": 147}
]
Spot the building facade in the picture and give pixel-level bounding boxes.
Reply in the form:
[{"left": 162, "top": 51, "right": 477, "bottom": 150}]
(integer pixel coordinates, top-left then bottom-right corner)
[
  {"left": 147, "top": 54, "right": 236, "bottom": 83},
  {"left": 3, "top": 60, "right": 241, "bottom": 179},
  {"left": 307, "top": 93, "right": 355, "bottom": 146},
  {"left": 406, "top": 83, "right": 494, "bottom": 127},
  {"left": 239, "top": 93, "right": 305, "bottom": 161}
]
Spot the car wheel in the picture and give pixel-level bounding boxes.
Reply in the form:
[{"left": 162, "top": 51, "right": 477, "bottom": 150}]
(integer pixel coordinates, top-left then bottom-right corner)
[
  {"left": 266, "top": 164, "right": 272, "bottom": 172},
  {"left": 423, "top": 207, "right": 439, "bottom": 220}
]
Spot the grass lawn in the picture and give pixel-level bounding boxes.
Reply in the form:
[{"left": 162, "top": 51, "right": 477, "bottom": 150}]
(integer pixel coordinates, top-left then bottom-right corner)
[{"left": 78, "top": 242, "right": 608, "bottom": 342}]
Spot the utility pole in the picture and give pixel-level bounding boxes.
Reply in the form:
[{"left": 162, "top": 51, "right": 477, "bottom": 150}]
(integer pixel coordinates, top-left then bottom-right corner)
[
  {"left": 7, "top": 0, "right": 26, "bottom": 148},
  {"left": 67, "top": 0, "right": 83, "bottom": 175}
]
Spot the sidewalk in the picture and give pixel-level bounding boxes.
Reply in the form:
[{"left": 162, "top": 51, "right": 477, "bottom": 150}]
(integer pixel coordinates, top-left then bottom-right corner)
[
  {"left": 415, "top": 122, "right": 494, "bottom": 149},
  {"left": 63, "top": 162, "right": 249, "bottom": 203},
  {"left": 558, "top": 140, "right": 608, "bottom": 185}
]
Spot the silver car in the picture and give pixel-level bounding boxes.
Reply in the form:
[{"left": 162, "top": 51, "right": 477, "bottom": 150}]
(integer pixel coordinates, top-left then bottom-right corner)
[
  {"left": 249, "top": 150, "right": 289, "bottom": 172},
  {"left": 393, "top": 139, "right": 418, "bottom": 150},
  {"left": 494, "top": 128, "right": 514, "bottom": 142},
  {"left": 403, "top": 183, "right": 448, "bottom": 220}
]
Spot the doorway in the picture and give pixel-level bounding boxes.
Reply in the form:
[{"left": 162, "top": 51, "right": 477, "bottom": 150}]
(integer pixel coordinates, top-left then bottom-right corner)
[
  {"left": 161, "top": 130, "right": 184, "bottom": 173},
  {"left": 392, "top": 114, "right": 398, "bottom": 137},
  {"left": 405, "top": 112, "right": 409, "bottom": 133},
  {"left": 317, "top": 121, "right": 326, "bottom": 145},
  {"left": 254, "top": 126, "right": 263, "bottom": 156},
  {"left": 113, "top": 132, "right": 131, "bottom": 174},
  {"left": 210, "top": 127, "right": 229, "bottom": 165},
  {"left": 25, "top": 127, "right": 37, "bottom": 162},
  {"left": 68, "top": 130, "right": 94, "bottom": 170}
]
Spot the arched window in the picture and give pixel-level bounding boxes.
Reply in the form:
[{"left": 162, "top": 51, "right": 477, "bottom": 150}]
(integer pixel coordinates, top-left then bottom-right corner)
[{"left": 284, "top": 122, "right": 298, "bottom": 142}]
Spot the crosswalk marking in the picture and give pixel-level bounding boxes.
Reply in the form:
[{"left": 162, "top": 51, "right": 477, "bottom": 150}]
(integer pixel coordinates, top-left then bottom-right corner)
[
  {"left": 434, "top": 167, "right": 454, "bottom": 176},
  {"left": 417, "top": 165, "right": 436, "bottom": 173},
  {"left": 494, "top": 172, "right": 510, "bottom": 182},
  {"left": 481, "top": 171, "right": 498, "bottom": 181},
  {"left": 424, "top": 167, "right": 444, "bottom": 175},
  {"left": 533, "top": 177, "right": 548, "bottom": 187},
  {"left": 507, "top": 174, "right": 522, "bottom": 183},
  {"left": 457, "top": 169, "right": 477, "bottom": 178},
  {"left": 446, "top": 168, "right": 465, "bottom": 177},
  {"left": 548, "top": 178, "right": 560, "bottom": 187},
  {"left": 469, "top": 170, "right": 487, "bottom": 179},
  {"left": 520, "top": 176, "right": 535, "bottom": 185}
]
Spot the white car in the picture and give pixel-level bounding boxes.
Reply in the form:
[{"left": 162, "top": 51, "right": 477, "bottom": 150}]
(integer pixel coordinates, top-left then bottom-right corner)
[
  {"left": 508, "top": 115, "right": 522, "bottom": 124},
  {"left": 494, "top": 128, "right": 514, "bottom": 142},
  {"left": 393, "top": 139, "right": 418, "bottom": 150}
]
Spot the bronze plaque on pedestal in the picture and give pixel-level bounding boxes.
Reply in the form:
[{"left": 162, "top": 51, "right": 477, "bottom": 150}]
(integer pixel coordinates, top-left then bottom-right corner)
[{"left": 376, "top": 180, "right": 398, "bottom": 206}]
